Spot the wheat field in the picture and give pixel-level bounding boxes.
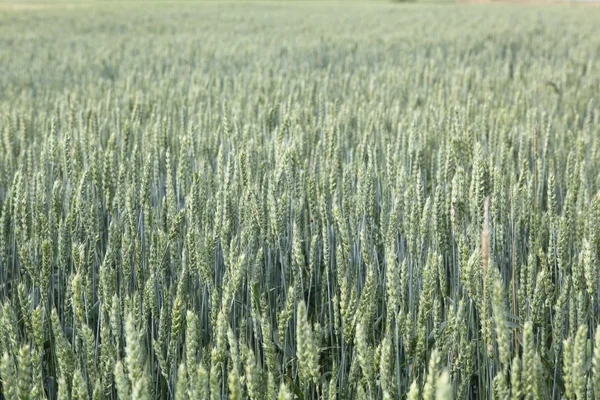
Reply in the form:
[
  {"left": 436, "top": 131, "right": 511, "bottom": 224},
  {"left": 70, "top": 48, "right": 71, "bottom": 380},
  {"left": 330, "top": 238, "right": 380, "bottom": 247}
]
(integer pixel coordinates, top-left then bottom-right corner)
[{"left": 0, "top": 2, "right": 599, "bottom": 399}]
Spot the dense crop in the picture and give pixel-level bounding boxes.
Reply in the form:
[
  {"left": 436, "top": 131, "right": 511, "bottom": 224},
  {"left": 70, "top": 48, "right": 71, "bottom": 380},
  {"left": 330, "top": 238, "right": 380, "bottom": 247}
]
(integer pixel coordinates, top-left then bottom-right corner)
[{"left": 0, "top": 2, "right": 599, "bottom": 399}]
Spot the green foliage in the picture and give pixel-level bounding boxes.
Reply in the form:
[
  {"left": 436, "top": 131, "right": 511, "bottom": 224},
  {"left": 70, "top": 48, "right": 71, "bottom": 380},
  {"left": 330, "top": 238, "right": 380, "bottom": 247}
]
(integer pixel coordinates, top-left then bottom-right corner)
[{"left": 0, "top": 2, "right": 599, "bottom": 399}]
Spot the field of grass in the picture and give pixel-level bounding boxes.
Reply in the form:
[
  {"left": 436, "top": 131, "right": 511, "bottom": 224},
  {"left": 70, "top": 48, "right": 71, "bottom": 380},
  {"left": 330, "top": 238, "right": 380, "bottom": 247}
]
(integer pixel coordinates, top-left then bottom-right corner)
[{"left": 0, "top": 1, "right": 599, "bottom": 399}]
